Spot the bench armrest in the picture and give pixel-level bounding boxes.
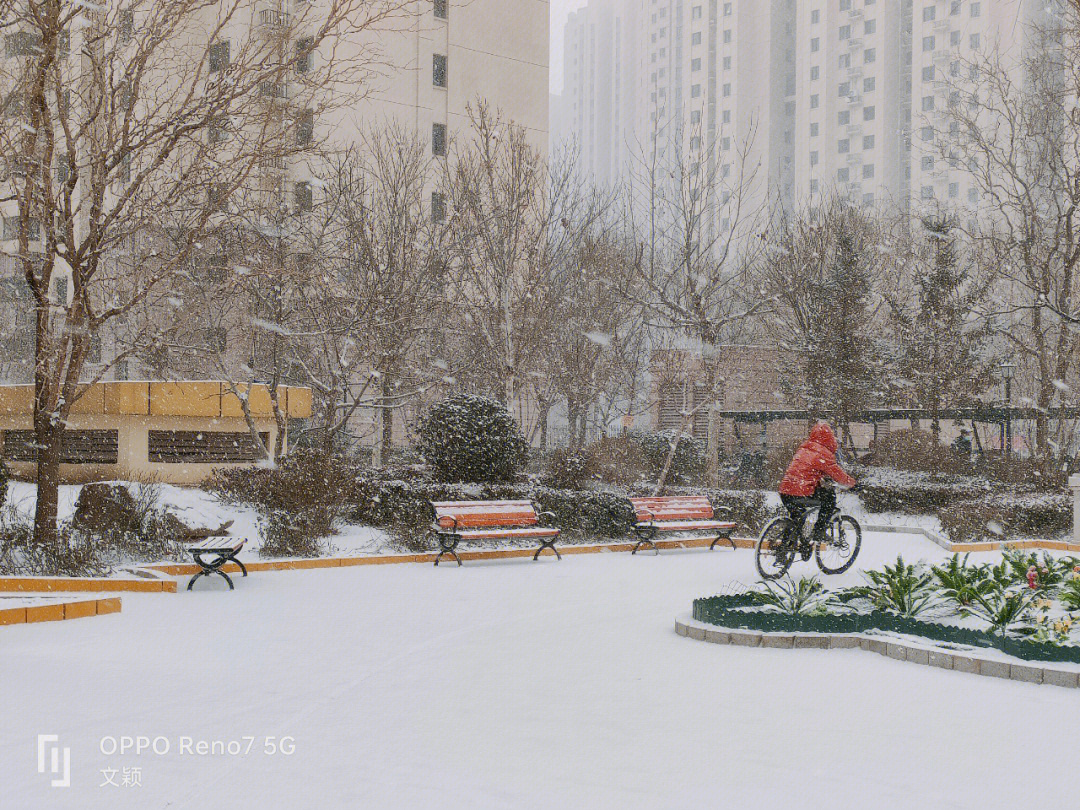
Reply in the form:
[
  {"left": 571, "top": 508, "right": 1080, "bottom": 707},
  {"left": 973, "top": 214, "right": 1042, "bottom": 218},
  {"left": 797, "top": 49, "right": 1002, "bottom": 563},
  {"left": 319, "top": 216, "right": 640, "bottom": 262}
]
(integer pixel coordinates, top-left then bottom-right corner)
[{"left": 536, "top": 510, "right": 557, "bottom": 527}]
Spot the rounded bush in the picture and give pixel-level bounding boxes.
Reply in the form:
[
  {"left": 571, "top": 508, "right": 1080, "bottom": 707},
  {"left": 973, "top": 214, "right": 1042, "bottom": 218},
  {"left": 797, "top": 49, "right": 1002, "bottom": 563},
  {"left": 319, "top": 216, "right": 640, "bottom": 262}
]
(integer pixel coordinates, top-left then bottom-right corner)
[
  {"left": 0, "top": 459, "right": 8, "bottom": 511},
  {"left": 418, "top": 394, "right": 528, "bottom": 484}
]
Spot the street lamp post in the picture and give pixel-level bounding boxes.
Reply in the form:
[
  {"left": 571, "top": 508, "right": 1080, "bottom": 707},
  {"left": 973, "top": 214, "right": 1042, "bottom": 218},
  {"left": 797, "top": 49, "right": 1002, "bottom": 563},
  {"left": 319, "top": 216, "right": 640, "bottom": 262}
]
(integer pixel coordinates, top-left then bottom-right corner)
[{"left": 1000, "top": 361, "right": 1016, "bottom": 458}]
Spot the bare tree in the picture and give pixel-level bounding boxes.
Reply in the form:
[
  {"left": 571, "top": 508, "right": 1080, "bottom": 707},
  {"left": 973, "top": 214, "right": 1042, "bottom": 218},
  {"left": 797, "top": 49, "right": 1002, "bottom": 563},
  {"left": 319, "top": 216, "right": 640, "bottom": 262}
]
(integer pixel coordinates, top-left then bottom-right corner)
[
  {"left": 941, "top": 13, "right": 1080, "bottom": 459},
  {"left": 0, "top": 0, "right": 407, "bottom": 544},
  {"left": 627, "top": 110, "right": 770, "bottom": 491}
]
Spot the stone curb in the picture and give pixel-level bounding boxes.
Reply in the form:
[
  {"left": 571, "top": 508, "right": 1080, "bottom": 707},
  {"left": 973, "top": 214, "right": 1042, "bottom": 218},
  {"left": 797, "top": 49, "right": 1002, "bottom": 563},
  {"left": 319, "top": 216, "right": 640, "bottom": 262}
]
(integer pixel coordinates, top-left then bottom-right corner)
[
  {"left": 143, "top": 535, "right": 759, "bottom": 577},
  {"left": 675, "top": 619, "right": 1080, "bottom": 689},
  {"left": 0, "top": 597, "right": 122, "bottom": 627},
  {"left": 864, "top": 523, "right": 1080, "bottom": 554},
  {"left": 0, "top": 576, "right": 175, "bottom": 594}
]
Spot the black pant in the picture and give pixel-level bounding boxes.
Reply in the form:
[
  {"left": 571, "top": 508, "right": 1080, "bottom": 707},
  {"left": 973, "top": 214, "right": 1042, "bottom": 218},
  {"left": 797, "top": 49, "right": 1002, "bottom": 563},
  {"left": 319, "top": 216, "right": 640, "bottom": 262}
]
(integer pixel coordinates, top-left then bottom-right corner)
[{"left": 780, "top": 487, "right": 836, "bottom": 544}]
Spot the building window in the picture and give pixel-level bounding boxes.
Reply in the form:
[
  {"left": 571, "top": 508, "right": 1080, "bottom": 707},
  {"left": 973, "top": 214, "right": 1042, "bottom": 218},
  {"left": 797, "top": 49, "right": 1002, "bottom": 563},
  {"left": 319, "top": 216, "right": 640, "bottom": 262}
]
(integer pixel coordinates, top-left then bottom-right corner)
[
  {"left": 722, "top": 83, "right": 731, "bottom": 97},
  {"left": 865, "top": 20, "right": 876, "bottom": 35},
  {"left": 810, "top": 122, "right": 819, "bottom": 137},
  {"left": 691, "top": 58, "right": 701, "bottom": 71},
  {"left": 921, "top": 126, "right": 934, "bottom": 141},
  {"left": 692, "top": 5, "right": 702, "bottom": 19},
  {"left": 864, "top": 106, "right": 875, "bottom": 121},
  {"left": 949, "top": 182, "right": 959, "bottom": 198},
  {"left": 810, "top": 94, "right": 819, "bottom": 109},
  {"left": 863, "top": 163, "right": 875, "bottom": 178},
  {"left": 969, "top": 34, "right": 980, "bottom": 49},
  {"left": 294, "top": 181, "right": 313, "bottom": 213},
  {"left": 434, "top": 0, "right": 448, "bottom": 20},
  {"left": 923, "top": 6, "right": 936, "bottom": 21},
  {"left": 863, "top": 193, "right": 874, "bottom": 206},
  {"left": 971, "top": 2, "right": 981, "bottom": 17},
  {"left": 691, "top": 84, "right": 701, "bottom": 98},
  {"left": 295, "top": 37, "right": 314, "bottom": 74},
  {"left": 810, "top": 150, "right": 818, "bottom": 166},
  {"left": 839, "top": 25, "right": 850, "bottom": 40},
  {"left": 922, "top": 185, "right": 934, "bottom": 200},
  {"left": 723, "top": 30, "right": 732, "bottom": 43},
  {"left": 119, "top": 8, "right": 134, "bottom": 43},
  {"left": 839, "top": 82, "right": 850, "bottom": 97},
  {"left": 810, "top": 66, "right": 819, "bottom": 80},
  {"left": 432, "top": 122, "right": 446, "bottom": 156},
  {"left": 951, "top": 1, "right": 961, "bottom": 15},
  {"left": 922, "top": 156, "right": 935, "bottom": 171},
  {"left": 863, "top": 77, "right": 875, "bottom": 92},
  {"left": 922, "top": 66, "right": 935, "bottom": 81},
  {"left": 722, "top": 110, "right": 731, "bottom": 123},
  {"left": 209, "top": 40, "right": 229, "bottom": 72},
  {"left": 864, "top": 48, "right": 875, "bottom": 63},
  {"left": 862, "top": 135, "right": 874, "bottom": 149},
  {"left": 692, "top": 32, "right": 702, "bottom": 45},
  {"left": 296, "top": 110, "right": 314, "bottom": 145},
  {"left": 431, "top": 191, "right": 446, "bottom": 222},
  {"left": 922, "top": 36, "right": 935, "bottom": 52},
  {"left": 839, "top": 0, "right": 851, "bottom": 10},
  {"left": 810, "top": 37, "right": 819, "bottom": 52},
  {"left": 691, "top": 110, "right": 701, "bottom": 124},
  {"left": 723, "top": 56, "right": 731, "bottom": 70},
  {"left": 838, "top": 110, "right": 850, "bottom": 125},
  {"left": 839, "top": 54, "right": 850, "bottom": 69},
  {"left": 433, "top": 53, "right": 447, "bottom": 87},
  {"left": 811, "top": 179, "right": 819, "bottom": 194},
  {"left": 723, "top": 2, "right": 732, "bottom": 16},
  {"left": 811, "top": 9, "right": 819, "bottom": 24},
  {"left": 837, "top": 168, "right": 849, "bottom": 182},
  {"left": 838, "top": 139, "right": 849, "bottom": 154},
  {"left": 922, "top": 96, "right": 935, "bottom": 111},
  {"left": 968, "top": 187, "right": 979, "bottom": 203}
]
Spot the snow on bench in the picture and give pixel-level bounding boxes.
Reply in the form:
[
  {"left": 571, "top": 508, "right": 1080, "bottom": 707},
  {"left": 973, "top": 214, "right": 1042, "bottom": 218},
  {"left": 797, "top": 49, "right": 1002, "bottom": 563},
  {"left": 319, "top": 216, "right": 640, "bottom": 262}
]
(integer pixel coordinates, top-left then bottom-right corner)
[
  {"left": 430, "top": 500, "right": 561, "bottom": 566},
  {"left": 185, "top": 537, "right": 248, "bottom": 591},
  {"left": 629, "top": 496, "right": 737, "bottom": 555}
]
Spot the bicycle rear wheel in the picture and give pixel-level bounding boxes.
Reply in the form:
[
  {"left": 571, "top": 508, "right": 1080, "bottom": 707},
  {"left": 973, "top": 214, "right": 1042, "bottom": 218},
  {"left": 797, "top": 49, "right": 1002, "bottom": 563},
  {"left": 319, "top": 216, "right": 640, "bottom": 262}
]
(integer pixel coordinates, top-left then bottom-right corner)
[
  {"left": 815, "top": 514, "right": 862, "bottom": 574},
  {"left": 755, "top": 517, "right": 796, "bottom": 580}
]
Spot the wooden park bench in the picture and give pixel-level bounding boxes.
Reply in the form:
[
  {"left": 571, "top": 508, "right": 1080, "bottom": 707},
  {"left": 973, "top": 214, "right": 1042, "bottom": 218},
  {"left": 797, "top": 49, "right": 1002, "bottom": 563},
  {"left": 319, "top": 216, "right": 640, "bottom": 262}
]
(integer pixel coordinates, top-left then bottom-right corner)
[
  {"left": 430, "top": 500, "right": 561, "bottom": 566},
  {"left": 185, "top": 537, "right": 248, "bottom": 590},
  {"left": 629, "top": 496, "right": 737, "bottom": 555}
]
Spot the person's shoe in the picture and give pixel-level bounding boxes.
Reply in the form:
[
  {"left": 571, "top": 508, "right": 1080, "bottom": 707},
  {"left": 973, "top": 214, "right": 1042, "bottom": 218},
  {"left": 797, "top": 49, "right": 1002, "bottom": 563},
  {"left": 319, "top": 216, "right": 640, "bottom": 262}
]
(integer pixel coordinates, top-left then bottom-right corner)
[{"left": 799, "top": 541, "right": 813, "bottom": 561}]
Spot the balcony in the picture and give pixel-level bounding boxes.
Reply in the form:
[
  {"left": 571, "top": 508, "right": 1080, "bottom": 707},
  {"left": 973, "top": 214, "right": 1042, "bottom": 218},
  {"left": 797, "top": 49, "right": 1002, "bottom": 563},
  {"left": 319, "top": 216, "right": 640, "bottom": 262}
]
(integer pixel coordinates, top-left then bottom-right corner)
[
  {"left": 257, "top": 81, "right": 291, "bottom": 102},
  {"left": 256, "top": 8, "right": 290, "bottom": 30}
]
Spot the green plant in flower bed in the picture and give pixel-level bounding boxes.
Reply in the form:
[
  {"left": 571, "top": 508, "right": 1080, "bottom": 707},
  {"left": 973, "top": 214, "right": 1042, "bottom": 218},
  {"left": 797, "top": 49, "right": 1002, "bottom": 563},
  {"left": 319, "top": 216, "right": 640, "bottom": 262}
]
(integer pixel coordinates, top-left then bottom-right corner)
[
  {"left": 930, "top": 554, "right": 994, "bottom": 608},
  {"left": 1061, "top": 575, "right": 1080, "bottom": 611},
  {"left": 960, "top": 584, "right": 1037, "bottom": 637},
  {"left": 852, "top": 556, "right": 939, "bottom": 618},
  {"left": 751, "top": 576, "right": 828, "bottom": 616}
]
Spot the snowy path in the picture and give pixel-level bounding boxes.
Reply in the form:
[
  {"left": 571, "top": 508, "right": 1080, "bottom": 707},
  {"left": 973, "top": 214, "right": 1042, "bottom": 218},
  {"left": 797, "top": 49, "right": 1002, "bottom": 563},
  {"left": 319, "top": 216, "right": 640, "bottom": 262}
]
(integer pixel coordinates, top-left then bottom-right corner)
[{"left": 3, "top": 530, "right": 1077, "bottom": 809}]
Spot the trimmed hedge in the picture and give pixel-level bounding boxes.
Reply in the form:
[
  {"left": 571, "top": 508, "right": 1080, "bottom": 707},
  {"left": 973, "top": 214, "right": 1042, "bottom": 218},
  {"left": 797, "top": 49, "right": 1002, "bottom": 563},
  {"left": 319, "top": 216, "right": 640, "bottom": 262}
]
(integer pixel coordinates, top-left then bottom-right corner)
[
  {"left": 692, "top": 594, "right": 1080, "bottom": 664},
  {"left": 936, "top": 493, "right": 1070, "bottom": 544}
]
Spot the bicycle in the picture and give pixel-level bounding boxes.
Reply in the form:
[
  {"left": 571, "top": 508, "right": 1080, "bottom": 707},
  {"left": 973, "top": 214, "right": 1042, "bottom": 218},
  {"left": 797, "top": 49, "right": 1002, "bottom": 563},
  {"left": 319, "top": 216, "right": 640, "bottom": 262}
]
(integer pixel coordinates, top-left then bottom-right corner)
[{"left": 754, "top": 494, "right": 862, "bottom": 581}]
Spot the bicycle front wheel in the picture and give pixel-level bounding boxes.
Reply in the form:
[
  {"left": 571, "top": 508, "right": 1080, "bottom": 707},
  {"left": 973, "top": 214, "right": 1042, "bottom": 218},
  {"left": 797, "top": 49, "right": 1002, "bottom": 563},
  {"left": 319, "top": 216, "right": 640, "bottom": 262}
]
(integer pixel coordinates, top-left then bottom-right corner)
[
  {"left": 755, "top": 517, "right": 796, "bottom": 580},
  {"left": 815, "top": 514, "right": 862, "bottom": 575}
]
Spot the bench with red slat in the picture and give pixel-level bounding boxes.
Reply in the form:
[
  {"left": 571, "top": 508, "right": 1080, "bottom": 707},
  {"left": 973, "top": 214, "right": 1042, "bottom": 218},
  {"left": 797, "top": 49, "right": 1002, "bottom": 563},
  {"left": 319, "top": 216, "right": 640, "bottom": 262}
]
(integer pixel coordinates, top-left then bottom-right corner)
[
  {"left": 430, "top": 500, "right": 561, "bottom": 566},
  {"left": 629, "top": 496, "right": 736, "bottom": 554}
]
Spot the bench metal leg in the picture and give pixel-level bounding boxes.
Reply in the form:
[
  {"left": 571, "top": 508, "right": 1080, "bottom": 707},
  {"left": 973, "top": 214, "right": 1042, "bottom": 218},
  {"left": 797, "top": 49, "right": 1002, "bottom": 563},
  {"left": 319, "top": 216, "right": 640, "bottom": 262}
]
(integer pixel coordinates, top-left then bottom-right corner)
[
  {"left": 709, "top": 534, "right": 737, "bottom": 551},
  {"left": 234, "top": 557, "right": 249, "bottom": 577},
  {"left": 187, "top": 552, "right": 235, "bottom": 591},
  {"left": 533, "top": 539, "right": 561, "bottom": 561},
  {"left": 632, "top": 527, "right": 660, "bottom": 556},
  {"left": 434, "top": 533, "right": 462, "bottom": 567}
]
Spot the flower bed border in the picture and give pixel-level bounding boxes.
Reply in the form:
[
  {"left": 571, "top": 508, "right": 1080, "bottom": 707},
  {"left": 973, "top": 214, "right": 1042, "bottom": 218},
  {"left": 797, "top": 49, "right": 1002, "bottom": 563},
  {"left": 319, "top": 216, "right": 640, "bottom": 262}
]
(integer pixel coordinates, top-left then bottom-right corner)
[
  {"left": 0, "top": 596, "right": 121, "bottom": 626},
  {"left": 692, "top": 594, "right": 1080, "bottom": 664},
  {"left": 674, "top": 618, "right": 1080, "bottom": 689}
]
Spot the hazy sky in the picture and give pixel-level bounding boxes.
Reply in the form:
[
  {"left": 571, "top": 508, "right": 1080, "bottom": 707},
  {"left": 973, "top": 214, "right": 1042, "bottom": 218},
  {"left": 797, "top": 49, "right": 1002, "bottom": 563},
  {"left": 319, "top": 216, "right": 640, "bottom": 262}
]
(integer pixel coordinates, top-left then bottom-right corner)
[{"left": 550, "top": 0, "right": 591, "bottom": 95}]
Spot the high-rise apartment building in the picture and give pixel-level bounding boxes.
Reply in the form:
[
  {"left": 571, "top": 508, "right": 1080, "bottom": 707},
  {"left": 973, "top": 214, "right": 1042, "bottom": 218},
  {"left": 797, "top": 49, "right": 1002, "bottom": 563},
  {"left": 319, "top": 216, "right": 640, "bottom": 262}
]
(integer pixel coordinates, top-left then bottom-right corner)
[{"left": 558, "top": 0, "right": 1055, "bottom": 216}]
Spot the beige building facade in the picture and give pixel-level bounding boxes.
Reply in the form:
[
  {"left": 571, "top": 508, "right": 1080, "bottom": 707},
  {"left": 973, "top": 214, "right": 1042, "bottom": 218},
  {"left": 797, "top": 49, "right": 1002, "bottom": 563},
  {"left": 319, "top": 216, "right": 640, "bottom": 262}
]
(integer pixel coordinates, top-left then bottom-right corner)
[{"left": 0, "top": 381, "right": 312, "bottom": 485}]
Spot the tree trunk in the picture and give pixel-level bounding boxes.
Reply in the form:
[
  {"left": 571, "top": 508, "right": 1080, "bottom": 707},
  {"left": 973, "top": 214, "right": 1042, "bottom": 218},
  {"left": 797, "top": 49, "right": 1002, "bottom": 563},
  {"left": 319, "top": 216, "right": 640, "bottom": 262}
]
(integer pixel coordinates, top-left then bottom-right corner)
[
  {"left": 33, "top": 414, "right": 63, "bottom": 547},
  {"left": 379, "top": 374, "right": 394, "bottom": 467}
]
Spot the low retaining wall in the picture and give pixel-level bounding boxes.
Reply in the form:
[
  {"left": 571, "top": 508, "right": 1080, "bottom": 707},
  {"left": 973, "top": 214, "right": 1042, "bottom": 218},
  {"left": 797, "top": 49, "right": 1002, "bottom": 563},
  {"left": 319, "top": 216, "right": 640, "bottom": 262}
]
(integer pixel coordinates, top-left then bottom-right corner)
[
  {"left": 0, "top": 597, "right": 121, "bottom": 626},
  {"left": 674, "top": 618, "right": 1080, "bottom": 689},
  {"left": 0, "top": 576, "right": 176, "bottom": 594},
  {"left": 145, "top": 535, "right": 759, "bottom": 576}
]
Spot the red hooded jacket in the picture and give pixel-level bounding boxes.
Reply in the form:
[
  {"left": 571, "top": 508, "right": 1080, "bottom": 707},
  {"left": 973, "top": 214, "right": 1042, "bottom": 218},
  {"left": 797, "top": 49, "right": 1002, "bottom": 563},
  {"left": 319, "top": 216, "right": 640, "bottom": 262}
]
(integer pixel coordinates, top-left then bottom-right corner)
[{"left": 778, "top": 422, "right": 857, "bottom": 496}]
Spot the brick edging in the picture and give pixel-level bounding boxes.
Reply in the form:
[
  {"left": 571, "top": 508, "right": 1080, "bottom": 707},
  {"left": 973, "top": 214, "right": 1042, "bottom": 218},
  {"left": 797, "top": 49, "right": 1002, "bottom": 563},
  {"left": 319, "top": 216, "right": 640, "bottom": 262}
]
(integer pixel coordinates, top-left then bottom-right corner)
[
  {"left": 144, "top": 536, "right": 759, "bottom": 576},
  {"left": 0, "top": 576, "right": 176, "bottom": 594},
  {"left": 674, "top": 618, "right": 1080, "bottom": 689},
  {"left": 0, "top": 597, "right": 122, "bottom": 627}
]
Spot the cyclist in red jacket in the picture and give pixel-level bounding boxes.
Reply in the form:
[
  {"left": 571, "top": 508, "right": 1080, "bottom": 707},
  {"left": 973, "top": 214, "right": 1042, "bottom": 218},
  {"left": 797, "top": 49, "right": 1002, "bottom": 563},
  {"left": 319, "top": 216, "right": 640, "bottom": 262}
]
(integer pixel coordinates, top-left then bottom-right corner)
[{"left": 779, "top": 422, "right": 858, "bottom": 559}]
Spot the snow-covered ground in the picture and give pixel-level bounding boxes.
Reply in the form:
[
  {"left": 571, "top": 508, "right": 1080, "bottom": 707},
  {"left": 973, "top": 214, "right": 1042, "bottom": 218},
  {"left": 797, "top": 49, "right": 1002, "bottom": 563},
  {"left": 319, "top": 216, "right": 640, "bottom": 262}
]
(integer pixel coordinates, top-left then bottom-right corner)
[{"left": 3, "top": 530, "right": 1077, "bottom": 809}]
